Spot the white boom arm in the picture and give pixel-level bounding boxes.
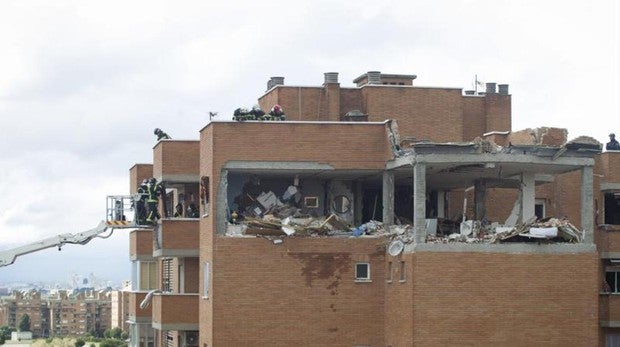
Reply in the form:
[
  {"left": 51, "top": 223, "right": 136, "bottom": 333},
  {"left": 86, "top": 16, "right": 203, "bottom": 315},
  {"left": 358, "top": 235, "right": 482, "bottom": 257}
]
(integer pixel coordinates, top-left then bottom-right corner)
[{"left": 0, "top": 221, "right": 114, "bottom": 267}]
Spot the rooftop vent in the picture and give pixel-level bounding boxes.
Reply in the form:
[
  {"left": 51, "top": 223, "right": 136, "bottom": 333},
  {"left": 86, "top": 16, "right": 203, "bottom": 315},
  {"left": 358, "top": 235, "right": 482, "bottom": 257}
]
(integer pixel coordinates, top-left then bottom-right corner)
[
  {"left": 267, "top": 76, "right": 285, "bottom": 91},
  {"left": 498, "top": 84, "right": 509, "bottom": 95},
  {"left": 486, "top": 82, "right": 497, "bottom": 94},
  {"left": 324, "top": 72, "right": 339, "bottom": 84},
  {"left": 367, "top": 71, "right": 381, "bottom": 84}
]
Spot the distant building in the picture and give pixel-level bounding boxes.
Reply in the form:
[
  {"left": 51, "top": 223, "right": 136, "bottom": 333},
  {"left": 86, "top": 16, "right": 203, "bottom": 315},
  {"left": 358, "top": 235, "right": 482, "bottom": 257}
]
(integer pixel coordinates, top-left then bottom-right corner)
[{"left": 0, "top": 289, "right": 111, "bottom": 338}]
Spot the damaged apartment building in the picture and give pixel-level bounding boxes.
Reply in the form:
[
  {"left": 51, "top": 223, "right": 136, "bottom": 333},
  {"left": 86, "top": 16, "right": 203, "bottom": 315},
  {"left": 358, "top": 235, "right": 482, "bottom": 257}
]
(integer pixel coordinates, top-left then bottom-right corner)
[{"left": 124, "top": 71, "right": 620, "bottom": 347}]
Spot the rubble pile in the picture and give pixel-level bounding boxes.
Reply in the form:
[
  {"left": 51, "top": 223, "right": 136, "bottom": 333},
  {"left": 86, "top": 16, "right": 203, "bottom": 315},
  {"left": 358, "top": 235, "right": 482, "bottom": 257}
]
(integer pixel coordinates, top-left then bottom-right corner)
[{"left": 426, "top": 217, "right": 583, "bottom": 244}]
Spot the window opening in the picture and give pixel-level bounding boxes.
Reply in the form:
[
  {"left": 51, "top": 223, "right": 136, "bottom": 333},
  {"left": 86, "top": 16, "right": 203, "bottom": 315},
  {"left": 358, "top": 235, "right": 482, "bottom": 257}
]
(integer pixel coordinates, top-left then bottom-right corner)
[
  {"left": 387, "top": 262, "right": 392, "bottom": 282},
  {"left": 355, "top": 263, "right": 370, "bottom": 281},
  {"left": 162, "top": 258, "right": 173, "bottom": 292},
  {"left": 605, "top": 192, "right": 620, "bottom": 225},
  {"left": 606, "top": 271, "right": 620, "bottom": 293},
  {"left": 399, "top": 261, "right": 406, "bottom": 282}
]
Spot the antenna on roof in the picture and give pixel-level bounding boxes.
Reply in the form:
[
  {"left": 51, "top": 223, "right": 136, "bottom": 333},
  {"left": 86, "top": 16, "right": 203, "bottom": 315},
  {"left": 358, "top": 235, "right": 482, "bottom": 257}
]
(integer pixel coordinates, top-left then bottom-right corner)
[
  {"left": 474, "top": 75, "right": 484, "bottom": 95},
  {"left": 209, "top": 111, "right": 218, "bottom": 121}
]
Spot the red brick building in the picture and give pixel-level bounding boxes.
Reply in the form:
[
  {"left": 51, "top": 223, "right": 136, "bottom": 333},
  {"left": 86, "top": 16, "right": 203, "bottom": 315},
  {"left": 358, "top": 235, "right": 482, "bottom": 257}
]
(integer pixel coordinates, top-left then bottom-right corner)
[{"left": 124, "top": 71, "right": 620, "bottom": 346}]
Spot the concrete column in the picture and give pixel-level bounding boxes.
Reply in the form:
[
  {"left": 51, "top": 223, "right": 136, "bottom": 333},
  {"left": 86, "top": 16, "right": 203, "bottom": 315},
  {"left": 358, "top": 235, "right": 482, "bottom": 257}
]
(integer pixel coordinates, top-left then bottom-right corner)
[
  {"left": 354, "top": 180, "right": 363, "bottom": 226},
  {"left": 216, "top": 170, "right": 229, "bottom": 235},
  {"left": 581, "top": 166, "right": 594, "bottom": 243},
  {"left": 521, "top": 173, "right": 536, "bottom": 222},
  {"left": 437, "top": 190, "right": 446, "bottom": 218},
  {"left": 382, "top": 170, "right": 395, "bottom": 227},
  {"left": 474, "top": 179, "right": 487, "bottom": 220},
  {"left": 413, "top": 163, "right": 427, "bottom": 243}
]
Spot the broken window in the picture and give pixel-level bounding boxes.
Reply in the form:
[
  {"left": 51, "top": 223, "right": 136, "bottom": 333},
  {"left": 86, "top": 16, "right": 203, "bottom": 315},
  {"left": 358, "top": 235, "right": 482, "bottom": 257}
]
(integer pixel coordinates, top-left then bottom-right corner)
[
  {"left": 355, "top": 263, "right": 370, "bottom": 281},
  {"left": 606, "top": 271, "right": 620, "bottom": 293},
  {"left": 605, "top": 192, "right": 620, "bottom": 225}
]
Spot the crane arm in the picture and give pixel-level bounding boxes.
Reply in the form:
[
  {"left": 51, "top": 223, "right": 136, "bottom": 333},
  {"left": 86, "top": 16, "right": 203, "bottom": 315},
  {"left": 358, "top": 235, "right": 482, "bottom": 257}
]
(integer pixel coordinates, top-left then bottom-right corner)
[{"left": 0, "top": 221, "right": 111, "bottom": 267}]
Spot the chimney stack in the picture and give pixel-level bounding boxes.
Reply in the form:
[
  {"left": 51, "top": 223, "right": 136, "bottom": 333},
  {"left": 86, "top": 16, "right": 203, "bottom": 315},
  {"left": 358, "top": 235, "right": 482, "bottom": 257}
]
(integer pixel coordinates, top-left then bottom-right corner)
[
  {"left": 324, "top": 72, "right": 339, "bottom": 84},
  {"left": 485, "top": 82, "right": 497, "bottom": 94},
  {"left": 367, "top": 71, "right": 381, "bottom": 85},
  {"left": 267, "top": 76, "right": 285, "bottom": 91},
  {"left": 498, "top": 84, "right": 509, "bottom": 95}
]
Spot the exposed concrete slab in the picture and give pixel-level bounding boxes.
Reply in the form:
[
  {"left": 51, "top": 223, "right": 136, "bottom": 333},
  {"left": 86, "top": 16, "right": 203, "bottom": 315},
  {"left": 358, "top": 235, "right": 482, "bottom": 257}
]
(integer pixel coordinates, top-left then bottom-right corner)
[
  {"left": 600, "top": 320, "right": 620, "bottom": 328},
  {"left": 152, "top": 323, "right": 199, "bottom": 331},
  {"left": 128, "top": 316, "right": 152, "bottom": 324},
  {"left": 153, "top": 249, "right": 199, "bottom": 258},
  {"left": 406, "top": 242, "right": 597, "bottom": 254},
  {"left": 224, "top": 161, "right": 335, "bottom": 171},
  {"left": 600, "top": 252, "right": 620, "bottom": 259},
  {"left": 160, "top": 174, "right": 200, "bottom": 183},
  {"left": 387, "top": 152, "right": 595, "bottom": 170},
  {"left": 601, "top": 183, "right": 620, "bottom": 191}
]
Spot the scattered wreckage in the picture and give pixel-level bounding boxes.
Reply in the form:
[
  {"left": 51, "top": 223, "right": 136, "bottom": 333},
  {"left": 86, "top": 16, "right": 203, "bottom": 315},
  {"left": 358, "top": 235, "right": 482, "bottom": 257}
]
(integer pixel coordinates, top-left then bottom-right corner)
[{"left": 226, "top": 189, "right": 584, "bottom": 248}]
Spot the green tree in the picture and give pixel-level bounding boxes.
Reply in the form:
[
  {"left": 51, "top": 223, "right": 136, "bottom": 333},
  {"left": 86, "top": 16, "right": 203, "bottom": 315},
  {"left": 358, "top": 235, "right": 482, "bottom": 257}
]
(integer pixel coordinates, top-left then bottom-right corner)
[
  {"left": 18, "top": 314, "right": 30, "bottom": 332},
  {"left": 120, "top": 331, "right": 128, "bottom": 340},
  {"left": 0, "top": 325, "right": 15, "bottom": 344},
  {"left": 75, "top": 339, "right": 86, "bottom": 347},
  {"left": 110, "top": 327, "right": 122, "bottom": 339}
]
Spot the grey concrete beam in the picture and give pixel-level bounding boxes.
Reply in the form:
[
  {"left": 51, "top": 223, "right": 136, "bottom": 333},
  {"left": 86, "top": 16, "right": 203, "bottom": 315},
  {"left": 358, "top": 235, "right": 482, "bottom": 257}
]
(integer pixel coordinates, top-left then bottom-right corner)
[
  {"left": 409, "top": 153, "right": 595, "bottom": 167},
  {"left": 223, "top": 161, "right": 335, "bottom": 171},
  {"left": 601, "top": 183, "right": 620, "bottom": 191},
  {"left": 160, "top": 174, "right": 200, "bottom": 183},
  {"left": 153, "top": 249, "right": 199, "bottom": 258},
  {"left": 152, "top": 323, "right": 199, "bottom": 331},
  {"left": 581, "top": 166, "right": 594, "bottom": 243},
  {"left": 413, "top": 163, "right": 426, "bottom": 243},
  {"left": 386, "top": 156, "right": 414, "bottom": 170},
  {"left": 382, "top": 171, "right": 395, "bottom": 227}
]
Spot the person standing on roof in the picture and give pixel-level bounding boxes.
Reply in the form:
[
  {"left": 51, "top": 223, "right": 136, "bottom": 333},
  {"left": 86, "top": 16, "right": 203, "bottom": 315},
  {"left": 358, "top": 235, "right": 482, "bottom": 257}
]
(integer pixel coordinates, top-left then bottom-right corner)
[
  {"left": 145, "top": 178, "right": 164, "bottom": 224},
  {"left": 268, "top": 104, "right": 286, "bottom": 121},
  {"left": 607, "top": 133, "right": 620, "bottom": 151},
  {"left": 154, "top": 128, "right": 171, "bottom": 141}
]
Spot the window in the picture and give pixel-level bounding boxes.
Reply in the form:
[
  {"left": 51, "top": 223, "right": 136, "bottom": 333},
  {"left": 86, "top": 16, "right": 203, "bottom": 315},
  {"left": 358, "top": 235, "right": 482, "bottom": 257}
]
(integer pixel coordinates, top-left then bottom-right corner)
[
  {"left": 132, "top": 261, "right": 157, "bottom": 291},
  {"left": 355, "top": 263, "right": 370, "bottom": 281},
  {"left": 605, "top": 192, "right": 620, "bottom": 225},
  {"left": 387, "top": 262, "right": 393, "bottom": 283},
  {"left": 399, "top": 261, "right": 406, "bottom": 282},
  {"left": 606, "top": 271, "right": 620, "bottom": 293},
  {"left": 203, "top": 262, "right": 210, "bottom": 298}
]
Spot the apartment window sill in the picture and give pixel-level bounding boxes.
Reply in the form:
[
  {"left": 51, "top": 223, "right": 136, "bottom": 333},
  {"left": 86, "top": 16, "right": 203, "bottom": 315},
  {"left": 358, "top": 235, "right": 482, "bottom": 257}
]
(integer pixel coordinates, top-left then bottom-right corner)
[{"left": 354, "top": 279, "right": 372, "bottom": 283}]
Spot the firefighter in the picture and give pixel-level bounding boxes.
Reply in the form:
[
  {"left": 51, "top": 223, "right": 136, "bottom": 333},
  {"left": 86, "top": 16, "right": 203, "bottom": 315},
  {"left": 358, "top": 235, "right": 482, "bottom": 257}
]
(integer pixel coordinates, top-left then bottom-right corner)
[
  {"left": 268, "top": 104, "right": 286, "bottom": 121},
  {"left": 154, "top": 128, "right": 171, "bottom": 140},
  {"left": 145, "top": 178, "right": 164, "bottom": 224},
  {"left": 135, "top": 179, "right": 148, "bottom": 225}
]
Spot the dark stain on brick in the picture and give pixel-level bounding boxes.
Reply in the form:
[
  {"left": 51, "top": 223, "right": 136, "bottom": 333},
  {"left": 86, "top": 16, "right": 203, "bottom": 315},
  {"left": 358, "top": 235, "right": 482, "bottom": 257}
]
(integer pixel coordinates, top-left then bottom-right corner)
[
  {"left": 290, "top": 252, "right": 350, "bottom": 287},
  {"left": 328, "top": 327, "right": 338, "bottom": 333}
]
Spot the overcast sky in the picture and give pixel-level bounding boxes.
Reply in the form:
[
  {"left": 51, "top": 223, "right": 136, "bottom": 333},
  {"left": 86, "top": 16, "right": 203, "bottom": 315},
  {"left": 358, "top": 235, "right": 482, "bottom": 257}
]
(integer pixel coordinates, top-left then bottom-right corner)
[{"left": 0, "top": 0, "right": 618, "bottom": 285}]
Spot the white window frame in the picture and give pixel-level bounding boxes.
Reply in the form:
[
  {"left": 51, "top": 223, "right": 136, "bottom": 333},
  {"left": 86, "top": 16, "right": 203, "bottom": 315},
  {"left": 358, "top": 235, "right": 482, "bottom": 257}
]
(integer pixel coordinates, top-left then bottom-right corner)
[{"left": 355, "top": 262, "right": 371, "bottom": 282}]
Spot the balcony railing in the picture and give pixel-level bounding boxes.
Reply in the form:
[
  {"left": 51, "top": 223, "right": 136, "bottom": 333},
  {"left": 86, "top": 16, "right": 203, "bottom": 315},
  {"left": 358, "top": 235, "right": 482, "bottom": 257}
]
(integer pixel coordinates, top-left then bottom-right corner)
[
  {"left": 151, "top": 293, "right": 199, "bottom": 331},
  {"left": 153, "top": 219, "right": 199, "bottom": 258},
  {"left": 127, "top": 292, "right": 152, "bottom": 323}
]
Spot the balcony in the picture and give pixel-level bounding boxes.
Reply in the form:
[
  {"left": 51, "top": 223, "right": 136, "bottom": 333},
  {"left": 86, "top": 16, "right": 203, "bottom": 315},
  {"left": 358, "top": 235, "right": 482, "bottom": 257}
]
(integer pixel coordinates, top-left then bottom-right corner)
[
  {"left": 127, "top": 292, "right": 152, "bottom": 324},
  {"left": 151, "top": 293, "right": 199, "bottom": 331},
  {"left": 153, "top": 219, "right": 199, "bottom": 258},
  {"left": 153, "top": 140, "right": 200, "bottom": 182},
  {"left": 130, "top": 229, "right": 154, "bottom": 261}
]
